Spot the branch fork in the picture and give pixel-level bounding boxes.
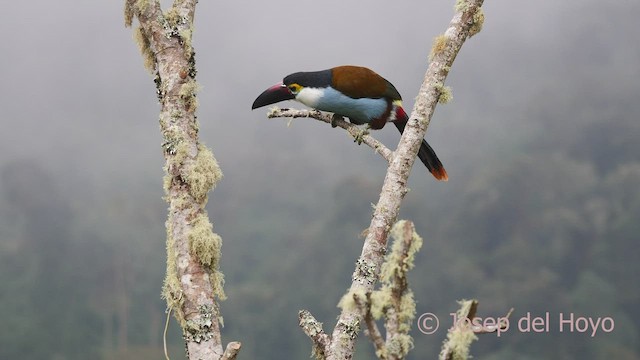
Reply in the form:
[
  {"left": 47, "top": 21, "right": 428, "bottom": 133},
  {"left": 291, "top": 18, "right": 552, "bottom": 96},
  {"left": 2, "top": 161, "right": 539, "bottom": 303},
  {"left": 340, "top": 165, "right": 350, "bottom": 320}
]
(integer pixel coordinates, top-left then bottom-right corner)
[{"left": 274, "top": 1, "right": 486, "bottom": 359}]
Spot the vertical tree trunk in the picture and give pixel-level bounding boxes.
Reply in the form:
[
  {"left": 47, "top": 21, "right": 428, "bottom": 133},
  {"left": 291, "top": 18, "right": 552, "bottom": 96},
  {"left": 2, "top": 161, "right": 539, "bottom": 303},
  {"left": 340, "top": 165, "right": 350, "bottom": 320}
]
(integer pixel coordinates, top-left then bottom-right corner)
[{"left": 124, "top": 1, "right": 240, "bottom": 358}]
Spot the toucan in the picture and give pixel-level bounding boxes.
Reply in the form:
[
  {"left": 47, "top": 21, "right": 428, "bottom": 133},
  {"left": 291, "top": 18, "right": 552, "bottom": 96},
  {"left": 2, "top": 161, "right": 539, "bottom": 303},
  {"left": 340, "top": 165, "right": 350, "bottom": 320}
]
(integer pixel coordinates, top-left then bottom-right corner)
[{"left": 252, "top": 65, "right": 448, "bottom": 181}]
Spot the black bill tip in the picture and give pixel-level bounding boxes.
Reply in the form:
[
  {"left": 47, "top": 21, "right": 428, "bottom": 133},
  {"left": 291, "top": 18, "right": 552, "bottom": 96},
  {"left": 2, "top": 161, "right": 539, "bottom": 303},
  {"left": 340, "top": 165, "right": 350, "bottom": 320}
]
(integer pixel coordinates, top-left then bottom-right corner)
[{"left": 251, "top": 82, "right": 295, "bottom": 109}]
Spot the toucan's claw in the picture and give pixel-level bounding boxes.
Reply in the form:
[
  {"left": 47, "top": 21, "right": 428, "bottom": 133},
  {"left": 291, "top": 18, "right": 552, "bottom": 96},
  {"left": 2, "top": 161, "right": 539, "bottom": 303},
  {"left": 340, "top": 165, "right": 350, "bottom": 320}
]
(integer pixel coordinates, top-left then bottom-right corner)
[
  {"left": 331, "top": 114, "right": 341, "bottom": 128},
  {"left": 353, "top": 127, "right": 369, "bottom": 145}
]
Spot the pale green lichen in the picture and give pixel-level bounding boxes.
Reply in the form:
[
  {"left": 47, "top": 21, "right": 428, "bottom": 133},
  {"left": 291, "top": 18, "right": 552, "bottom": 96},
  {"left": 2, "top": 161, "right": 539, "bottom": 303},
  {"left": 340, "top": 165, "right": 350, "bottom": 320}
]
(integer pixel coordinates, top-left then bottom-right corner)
[
  {"left": 124, "top": 2, "right": 134, "bottom": 27},
  {"left": 164, "top": 7, "right": 181, "bottom": 25},
  {"left": 173, "top": 140, "right": 191, "bottom": 168},
  {"left": 370, "top": 287, "right": 392, "bottom": 319},
  {"left": 455, "top": 0, "right": 484, "bottom": 38},
  {"left": 163, "top": 7, "right": 194, "bottom": 57},
  {"left": 266, "top": 106, "right": 281, "bottom": 118},
  {"left": 133, "top": 26, "right": 155, "bottom": 74},
  {"left": 311, "top": 344, "right": 325, "bottom": 360},
  {"left": 124, "top": 0, "right": 150, "bottom": 27},
  {"left": 136, "top": 0, "right": 149, "bottom": 13},
  {"left": 179, "top": 80, "right": 200, "bottom": 110},
  {"left": 160, "top": 118, "right": 183, "bottom": 155},
  {"left": 380, "top": 220, "right": 423, "bottom": 282},
  {"left": 434, "top": 83, "right": 453, "bottom": 104},
  {"left": 398, "top": 291, "right": 416, "bottom": 333},
  {"left": 188, "top": 212, "right": 226, "bottom": 300},
  {"left": 180, "top": 28, "right": 194, "bottom": 58},
  {"left": 337, "top": 288, "right": 368, "bottom": 312},
  {"left": 160, "top": 8, "right": 181, "bottom": 40},
  {"left": 387, "top": 334, "right": 414, "bottom": 358},
  {"left": 369, "top": 220, "right": 423, "bottom": 357},
  {"left": 455, "top": 0, "right": 471, "bottom": 12},
  {"left": 162, "top": 172, "right": 172, "bottom": 194},
  {"left": 440, "top": 300, "right": 479, "bottom": 360},
  {"left": 429, "top": 34, "right": 448, "bottom": 61},
  {"left": 183, "top": 304, "right": 216, "bottom": 343},
  {"left": 182, "top": 144, "right": 222, "bottom": 203},
  {"left": 188, "top": 212, "right": 221, "bottom": 268},
  {"left": 162, "top": 219, "right": 186, "bottom": 326},
  {"left": 469, "top": 8, "right": 485, "bottom": 38},
  {"left": 439, "top": 86, "right": 453, "bottom": 104},
  {"left": 170, "top": 110, "right": 183, "bottom": 119}
]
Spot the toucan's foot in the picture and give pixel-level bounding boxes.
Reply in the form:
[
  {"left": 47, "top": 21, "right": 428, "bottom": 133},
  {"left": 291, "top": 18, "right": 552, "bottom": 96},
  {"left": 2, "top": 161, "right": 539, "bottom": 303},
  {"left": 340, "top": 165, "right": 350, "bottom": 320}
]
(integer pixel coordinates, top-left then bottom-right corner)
[
  {"left": 354, "top": 127, "right": 370, "bottom": 145},
  {"left": 330, "top": 114, "right": 341, "bottom": 128}
]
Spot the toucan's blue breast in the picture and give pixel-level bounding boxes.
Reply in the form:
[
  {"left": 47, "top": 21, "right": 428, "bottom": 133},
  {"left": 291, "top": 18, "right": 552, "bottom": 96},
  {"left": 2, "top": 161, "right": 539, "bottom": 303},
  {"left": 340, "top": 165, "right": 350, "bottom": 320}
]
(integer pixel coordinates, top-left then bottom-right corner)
[{"left": 311, "top": 87, "right": 388, "bottom": 125}]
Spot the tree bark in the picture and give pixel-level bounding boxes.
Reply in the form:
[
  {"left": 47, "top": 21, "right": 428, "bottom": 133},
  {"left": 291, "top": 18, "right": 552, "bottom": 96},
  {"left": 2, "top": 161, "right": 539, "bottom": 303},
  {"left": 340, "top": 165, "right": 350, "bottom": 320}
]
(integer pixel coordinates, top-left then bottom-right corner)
[
  {"left": 325, "top": 2, "right": 485, "bottom": 358},
  {"left": 124, "top": 1, "right": 240, "bottom": 358},
  {"left": 272, "top": 1, "right": 486, "bottom": 357}
]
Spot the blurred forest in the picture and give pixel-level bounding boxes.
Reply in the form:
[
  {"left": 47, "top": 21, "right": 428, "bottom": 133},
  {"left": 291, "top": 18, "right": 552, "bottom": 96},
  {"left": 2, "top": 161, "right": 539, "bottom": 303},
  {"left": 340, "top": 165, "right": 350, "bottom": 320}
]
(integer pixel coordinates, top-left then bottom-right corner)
[{"left": 0, "top": 0, "right": 638, "bottom": 359}]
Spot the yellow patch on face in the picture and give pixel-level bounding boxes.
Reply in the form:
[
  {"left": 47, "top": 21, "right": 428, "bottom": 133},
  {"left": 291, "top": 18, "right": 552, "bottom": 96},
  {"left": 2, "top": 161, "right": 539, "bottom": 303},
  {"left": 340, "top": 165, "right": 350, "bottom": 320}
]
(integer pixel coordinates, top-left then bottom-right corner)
[
  {"left": 287, "top": 83, "right": 302, "bottom": 94},
  {"left": 393, "top": 99, "right": 403, "bottom": 107}
]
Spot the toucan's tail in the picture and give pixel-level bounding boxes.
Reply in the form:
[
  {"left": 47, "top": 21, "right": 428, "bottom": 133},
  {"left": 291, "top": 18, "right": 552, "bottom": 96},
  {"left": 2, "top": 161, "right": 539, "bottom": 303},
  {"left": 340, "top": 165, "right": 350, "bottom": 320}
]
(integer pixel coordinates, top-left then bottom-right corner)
[{"left": 393, "top": 117, "right": 448, "bottom": 181}]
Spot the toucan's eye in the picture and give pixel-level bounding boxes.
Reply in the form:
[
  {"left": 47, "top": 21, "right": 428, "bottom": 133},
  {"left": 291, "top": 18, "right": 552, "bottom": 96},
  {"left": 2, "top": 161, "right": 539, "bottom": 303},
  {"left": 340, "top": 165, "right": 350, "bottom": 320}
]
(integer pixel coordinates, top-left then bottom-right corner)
[{"left": 288, "top": 83, "right": 301, "bottom": 94}]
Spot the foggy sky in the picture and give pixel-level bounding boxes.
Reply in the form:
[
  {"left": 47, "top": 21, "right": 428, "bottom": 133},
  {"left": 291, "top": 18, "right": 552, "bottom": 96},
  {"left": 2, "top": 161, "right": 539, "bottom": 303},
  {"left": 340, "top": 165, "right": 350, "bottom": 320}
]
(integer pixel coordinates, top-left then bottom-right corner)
[
  {"left": 1, "top": 1, "right": 639, "bottom": 358},
  {"left": 2, "top": 0, "right": 635, "bottom": 197},
  {"left": 2, "top": 0, "right": 620, "bottom": 191}
]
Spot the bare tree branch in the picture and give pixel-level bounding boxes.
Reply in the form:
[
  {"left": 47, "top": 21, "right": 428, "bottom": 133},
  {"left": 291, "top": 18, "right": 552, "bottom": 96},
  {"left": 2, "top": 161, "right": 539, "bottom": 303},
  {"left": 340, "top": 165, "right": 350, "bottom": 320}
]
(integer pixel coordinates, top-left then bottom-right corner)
[
  {"left": 472, "top": 307, "right": 514, "bottom": 335},
  {"left": 221, "top": 342, "right": 242, "bottom": 360},
  {"left": 124, "top": 1, "right": 240, "bottom": 358},
  {"left": 268, "top": 108, "right": 393, "bottom": 163}
]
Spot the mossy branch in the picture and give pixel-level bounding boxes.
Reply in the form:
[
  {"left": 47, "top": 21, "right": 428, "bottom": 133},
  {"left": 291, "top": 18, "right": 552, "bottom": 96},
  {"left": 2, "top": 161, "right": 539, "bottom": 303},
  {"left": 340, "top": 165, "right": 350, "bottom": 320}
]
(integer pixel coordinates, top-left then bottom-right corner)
[
  {"left": 439, "top": 300, "right": 479, "bottom": 360},
  {"left": 353, "top": 292, "right": 386, "bottom": 358},
  {"left": 438, "top": 300, "right": 514, "bottom": 360},
  {"left": 262, "top": 1, "right": 485, "bottom": 358},
  {"left": 346, "top": 220, "right": 421, "bottom": 360},
  {"left": 267, "top": 107, "right": 393, "bottom": 163},
  {"left": 324, "top": 1, "right": 486, "bottom": 359},
  {"left": 124, "top": 0, "right": 239, "bottom": 359}
]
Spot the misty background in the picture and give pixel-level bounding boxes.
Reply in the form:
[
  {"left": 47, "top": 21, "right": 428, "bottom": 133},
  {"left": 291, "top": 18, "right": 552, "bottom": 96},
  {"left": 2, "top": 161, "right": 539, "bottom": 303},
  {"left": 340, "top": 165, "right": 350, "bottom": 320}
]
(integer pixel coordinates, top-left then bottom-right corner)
[{"left": 0, "top": 0, "right": 638, "bottom": 359}]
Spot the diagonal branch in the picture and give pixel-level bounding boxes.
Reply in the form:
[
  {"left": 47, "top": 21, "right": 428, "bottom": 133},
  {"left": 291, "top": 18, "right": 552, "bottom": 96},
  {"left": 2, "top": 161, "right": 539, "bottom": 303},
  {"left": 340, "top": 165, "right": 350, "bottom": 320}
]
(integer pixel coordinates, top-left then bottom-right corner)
[
  {"left": 326, "top": 1, "right": 485, "bottom": 359},
  {"left": 439, "top": 300, "right": 479, "bottom": 360},
  {"left": 438, "top": 300, "right": 513, "bottom": 360},
  {"left": 299, "top": 310, "right": 331, "bottom": 358},
  {"left": 268, "top": 107, "right": 393, "bottom": 163}
]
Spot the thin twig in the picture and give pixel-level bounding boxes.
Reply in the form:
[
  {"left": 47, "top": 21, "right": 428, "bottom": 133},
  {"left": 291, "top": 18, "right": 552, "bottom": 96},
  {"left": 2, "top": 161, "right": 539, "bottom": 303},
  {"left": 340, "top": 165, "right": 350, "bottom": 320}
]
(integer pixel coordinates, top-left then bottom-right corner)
[
  {"left": 220, "top": 342, "right": 242, "bottom": 360},
  {"left": 164, "top": 306, "right": 173, "bottom": 360},
  {"left": 474, "top": 307, "right": 514, "bottom": 335}
]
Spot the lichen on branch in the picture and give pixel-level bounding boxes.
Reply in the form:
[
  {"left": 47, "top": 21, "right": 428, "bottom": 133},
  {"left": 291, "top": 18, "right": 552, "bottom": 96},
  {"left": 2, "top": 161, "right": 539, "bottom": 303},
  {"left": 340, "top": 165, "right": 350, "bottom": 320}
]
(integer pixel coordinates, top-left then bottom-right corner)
[{"left": 124, "top": 0, "right": 239, "bottom": 358}]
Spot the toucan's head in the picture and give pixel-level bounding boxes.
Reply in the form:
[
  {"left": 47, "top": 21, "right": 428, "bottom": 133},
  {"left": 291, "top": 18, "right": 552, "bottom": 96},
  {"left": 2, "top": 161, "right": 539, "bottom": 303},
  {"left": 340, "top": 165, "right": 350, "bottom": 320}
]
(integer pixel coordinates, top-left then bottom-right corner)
[{"left": 251, "top": 70, "right": 332, "bottom": 110}]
